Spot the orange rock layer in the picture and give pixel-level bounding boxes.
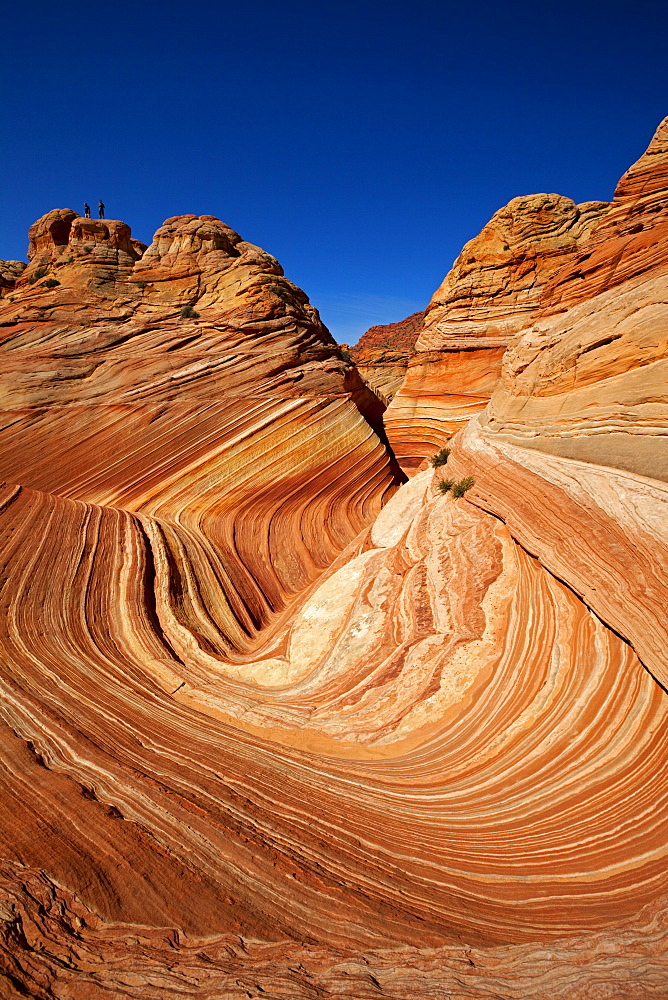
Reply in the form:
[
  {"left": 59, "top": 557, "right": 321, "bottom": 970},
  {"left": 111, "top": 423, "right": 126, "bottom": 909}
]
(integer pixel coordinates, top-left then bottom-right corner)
[
  {"left": 385, "top": 195, "right": 610, "bottom": 473},
  {"left": 2, "top": 120, "right": 668, "bottom": 999},
  {"left": 445, "top": 118, "right": 668, "bottom": 696}
]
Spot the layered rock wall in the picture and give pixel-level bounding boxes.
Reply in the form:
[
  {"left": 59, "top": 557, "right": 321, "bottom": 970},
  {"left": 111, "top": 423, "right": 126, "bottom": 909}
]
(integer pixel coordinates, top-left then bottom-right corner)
[
  {"left": 0, "top": 212, "right": 401, "bottom": 657},
  {"left": 442, "top": 119, "right": 668, "bottom": 697},
  {"left": 482, "top": 118, "right": 668, "bottom": 481},
  {"left": 385, "top": 195, "right": 610, "bottom": 473}
]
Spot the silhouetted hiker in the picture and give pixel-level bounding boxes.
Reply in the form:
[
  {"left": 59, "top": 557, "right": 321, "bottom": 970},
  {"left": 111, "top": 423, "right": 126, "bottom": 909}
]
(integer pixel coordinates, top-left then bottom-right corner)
[
  {"left": 83, "top": 202, "right": 91, "bottom": 218},
  {"left": 98, "top": 200, "right": 105, "bottom": 219}
]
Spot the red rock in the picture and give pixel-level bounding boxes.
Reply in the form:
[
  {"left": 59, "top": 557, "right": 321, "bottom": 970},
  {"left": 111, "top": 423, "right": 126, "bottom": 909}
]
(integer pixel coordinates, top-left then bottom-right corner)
[{"left": 353, "top": 310, "right": 427, "bottom": 353}]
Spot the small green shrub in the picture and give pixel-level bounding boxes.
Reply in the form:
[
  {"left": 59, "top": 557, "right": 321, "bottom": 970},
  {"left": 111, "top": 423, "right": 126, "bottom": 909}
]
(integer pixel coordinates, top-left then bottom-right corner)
[
  {"left": 268, "top": 283, "right": 290, "bottom": 301},
  {"left": 136, "top": 281, "right": 147, "bottom": 291},
  {"left": 29, "top": 266, "right": 48, "bottom": 284},
  {"left": 82, "top": 245, "right": 93, "bottom": 253},
  {"left": 339, "top": 348, "right": 351, "bottom": 362},
  {"left": 437, "top": 478, "right": 454, "bottom": 494},
  {"left": 180, "top": 305, "right": 200, "bottom": 319},
  {"left": 430, "top": 446, "right": 451, "bottom": 468},
  {"left": 42, "top": 278, "right": 60, "bottom": 288},
  {"left": 451, "top": 476, "right": 475, "bottom": 498}
]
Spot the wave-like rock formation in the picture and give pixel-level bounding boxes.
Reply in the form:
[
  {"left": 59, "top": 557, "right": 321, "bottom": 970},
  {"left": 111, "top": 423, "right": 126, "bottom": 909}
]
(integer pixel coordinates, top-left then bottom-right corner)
[
  {"left": 385, "top": 195, "right": 610, "bottom": 474},
  {"left": 350, "top": 310, "right": 427, "bottom": 401},
  {"left": 449, "top": 116, "right": 668, "bottom": 694},
  {"left": 2, "top": 119, "right": 668, "bottom": 999}
]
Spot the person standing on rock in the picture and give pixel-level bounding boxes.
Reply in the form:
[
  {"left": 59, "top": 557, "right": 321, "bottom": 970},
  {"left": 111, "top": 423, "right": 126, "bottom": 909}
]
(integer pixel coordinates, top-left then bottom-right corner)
[
  {"left": 98, "top": 200, "right": 105, "bottom": 219},
  {"left": 83, "top": 202, "right": 91, "bottom": 218}
]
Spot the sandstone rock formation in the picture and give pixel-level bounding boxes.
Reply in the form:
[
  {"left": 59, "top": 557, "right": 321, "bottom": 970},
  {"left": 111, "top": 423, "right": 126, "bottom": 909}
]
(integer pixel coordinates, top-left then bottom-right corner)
[
  {"left": 448, "top": 116, "right": 668, "bottom": 694},
  {"left": 2, "top": 118, "right": 668, "bottom": 1000},
  {"left": 384, "top": 195, "right": 610, "bottom": 473},
  {"left": 350, "top": 309, "right": 426, "bottom": 401},
  {"left": 0, "top": 259, "right": 26, "bottom": 296}
]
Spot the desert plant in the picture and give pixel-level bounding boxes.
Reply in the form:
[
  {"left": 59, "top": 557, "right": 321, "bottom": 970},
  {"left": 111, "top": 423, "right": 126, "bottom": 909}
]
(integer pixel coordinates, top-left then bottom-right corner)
[
  {"left": 430, "top": 446, "right": 451, "bottom": 468},
  {"left": 42, "top": 278, "right": 60, "bottom": 288},
  {"left": 437, "top": 478, "right": 455, "bottom": 494},
  {"left": 268, "top": 284, "right": 290, "bottom": 301},
  {"left": 28, "top": 266, "right": 48, "bottom": 284},
  {"left": 180, "top": 305, "right": 200, "bottom": 319},
  {"left": 451, "top": 476, "right": 475, "bottom": 498},
  {"left": 339, "top": 348, "right": 351, "bottom": 362}
]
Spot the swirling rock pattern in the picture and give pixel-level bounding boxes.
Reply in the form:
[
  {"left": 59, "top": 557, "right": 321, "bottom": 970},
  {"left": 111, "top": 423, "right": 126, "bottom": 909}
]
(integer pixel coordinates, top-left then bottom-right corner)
[
  {"left": 2, "top": 468, "right": 668, "bottom": 995},
  {"left": 2, "top": 115, "right": 668, "bottom": 999},
  {"left": 443, "top": 118, "right": 668, "bottom": 693},
  {"left": 450, "top": 418, "right": 668, "bottom": 689}
]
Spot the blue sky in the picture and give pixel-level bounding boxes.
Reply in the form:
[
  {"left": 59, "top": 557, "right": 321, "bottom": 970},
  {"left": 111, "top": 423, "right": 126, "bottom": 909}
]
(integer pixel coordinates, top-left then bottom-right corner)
[{"left": 1, "top": 0, "right": 666, "bottom": 342}]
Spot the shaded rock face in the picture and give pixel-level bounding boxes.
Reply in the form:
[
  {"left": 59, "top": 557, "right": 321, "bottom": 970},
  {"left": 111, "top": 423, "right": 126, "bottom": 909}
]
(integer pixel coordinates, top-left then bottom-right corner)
[
  {"left": 350, "top": 309, "right": 427, "bottom": 401},
  {"left": 0, "top": 259, "right": 25, "bottom": 297},
  {"left": 2, "top": 122, "right": 668, "bottom": 1000},
  {"left": 385, "top": 194, "right": 610, "bottom": 474}
]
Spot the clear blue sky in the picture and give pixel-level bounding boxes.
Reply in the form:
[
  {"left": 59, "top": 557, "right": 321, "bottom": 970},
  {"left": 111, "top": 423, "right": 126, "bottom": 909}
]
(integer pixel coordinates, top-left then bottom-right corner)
[{"left": 1, "top": 0, "right": 666, "bottom": 342}]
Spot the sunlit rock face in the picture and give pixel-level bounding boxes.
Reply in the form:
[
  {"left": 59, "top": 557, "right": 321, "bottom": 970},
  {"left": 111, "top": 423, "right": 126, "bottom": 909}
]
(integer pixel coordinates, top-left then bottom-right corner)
[
  {"left": 2, "top": 122, "right": 668, "bottom": 999},
  {"left": 484, "top": 117, "right": 668, "bottom": 481},
  {"left": 384, "top": 195, "right": 610, "bottom": 474},
  {"left": 449, "top": 116, "right": 668, "bottom": 698}
]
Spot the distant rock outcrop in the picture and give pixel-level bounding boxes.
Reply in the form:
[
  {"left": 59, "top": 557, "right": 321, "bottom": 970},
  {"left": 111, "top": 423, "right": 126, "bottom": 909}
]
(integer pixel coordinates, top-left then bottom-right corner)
[
  {"left": 354, "top": 309, "right": 427, "bottom": 352},
  {"left": 349, "top": 309, "right": 426, "bottom": 400}
]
